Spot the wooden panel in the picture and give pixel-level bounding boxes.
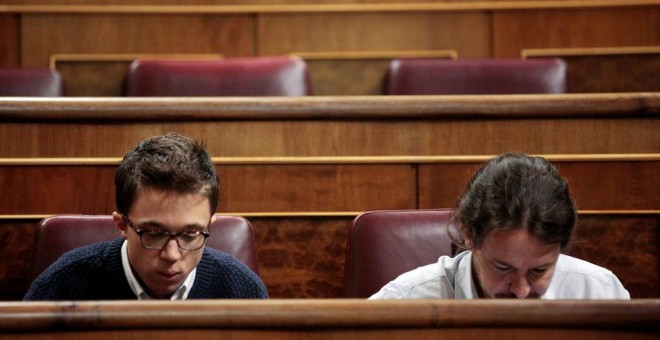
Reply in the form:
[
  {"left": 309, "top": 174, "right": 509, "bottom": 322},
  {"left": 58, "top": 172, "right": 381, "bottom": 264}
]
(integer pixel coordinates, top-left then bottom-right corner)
[
  {"left": 306, "top": 59, "right": 391, "bottom": 95},
  {"left": 493, "top": 7, "right": 660, "bottom": 58},
  {"left": 0, "top": 94, "right": 658, "bottom": 157},
  {"left": 56, "top": 60, "right": 131, "bottom": 96},
  {"left": 20, "top": 14, "right": 254, "bottom": 68},
  {"left": 0, "top": 14, "right": 19, "bottom": 67},
  {"left": 561, "top": 54, "right": 660, "bottom": 93},
  {"left": 0, "top": 166, "right": 116, "bottom": 215},
  {"left": 0, "top": 164, "right": 414, "bottom": 214},
  {"left": 572, "top": 215, "right": 659, "bottom": 299},
  {"left": 418, "top": 161, "right": 660, "bottom": 210},
  {"left": 221, "top": 164, "right": 415, "bottom": 212},
  {"left": 0, "top": 219, "right": 37, "bottom": 300},
  {"left": 259, "top": 12, "right": 490, "bottom": 58},
  {"left": 252, "top": 216, "right": 351, "bottom": 298}
]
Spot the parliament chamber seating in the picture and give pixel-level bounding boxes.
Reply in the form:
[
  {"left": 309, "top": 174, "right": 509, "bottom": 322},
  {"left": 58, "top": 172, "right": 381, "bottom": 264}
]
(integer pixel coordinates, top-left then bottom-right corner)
[
  {"left": 0, "top": 68, "right": 64, "bottom": 96},
  {"left": 384, "top": 58, "right": 568, "bottom": 95},
  {"left": 124, "top": 56, "right": 313, "bottom": 96},
  {"left": 27, "top": 215, "right": 260, "bottom": 284},
  {"left": 342, "top": 209, "right": 455, "bottom": 298}
]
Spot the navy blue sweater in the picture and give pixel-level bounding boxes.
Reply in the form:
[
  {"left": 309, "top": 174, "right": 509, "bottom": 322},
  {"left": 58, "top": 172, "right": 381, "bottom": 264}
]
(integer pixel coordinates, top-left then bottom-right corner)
[{"left": 24, "top": 238, "right": 268, "bottom": 300}]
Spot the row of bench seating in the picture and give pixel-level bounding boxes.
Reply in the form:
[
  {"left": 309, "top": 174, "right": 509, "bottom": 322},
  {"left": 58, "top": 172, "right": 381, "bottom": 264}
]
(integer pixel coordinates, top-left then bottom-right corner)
[
  {"left": 0, "top": 56, "right": 567, "bottom": 97},
  {"left": 32, "top": 210, "right": 453, "bottom": 299}
]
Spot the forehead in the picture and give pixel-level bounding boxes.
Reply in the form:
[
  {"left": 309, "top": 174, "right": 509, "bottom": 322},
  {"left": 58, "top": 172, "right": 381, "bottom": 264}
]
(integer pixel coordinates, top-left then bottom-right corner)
[
  {"left": 477, "top": 228, "right": 560, "bottom": 266},
  {"left": 130, "top": 188, "right": 212, "bottom": 226}
]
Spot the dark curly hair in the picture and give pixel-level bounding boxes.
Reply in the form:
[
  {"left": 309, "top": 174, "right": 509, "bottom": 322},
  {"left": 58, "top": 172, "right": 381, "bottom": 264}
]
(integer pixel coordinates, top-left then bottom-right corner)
[{"left": 115, "top": 133, "right": 219, "bottom": 215}]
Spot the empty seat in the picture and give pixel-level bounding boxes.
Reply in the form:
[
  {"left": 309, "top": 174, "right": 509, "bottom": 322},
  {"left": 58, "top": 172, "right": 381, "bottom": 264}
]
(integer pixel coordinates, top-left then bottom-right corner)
[
  {"left": 384, "top": 58, "right": 567, "bottom": 95},
  {"left": 0, "top": 68, "right": 64, "bottom": 96},
  {"left": 124, "top": 56, "right": 312, "bottom": 96},
  {"left": 342, "top": 209, "right": 454, "bottom": 298},
  {"left": 28, "top": 214, "right": 261, "bottom": 284}
]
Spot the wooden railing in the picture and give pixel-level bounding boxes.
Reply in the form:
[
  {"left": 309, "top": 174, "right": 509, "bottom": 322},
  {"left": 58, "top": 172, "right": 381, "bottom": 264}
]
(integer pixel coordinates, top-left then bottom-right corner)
[{"left": 0, "top": 300, "right": 657, "bottom": 339}]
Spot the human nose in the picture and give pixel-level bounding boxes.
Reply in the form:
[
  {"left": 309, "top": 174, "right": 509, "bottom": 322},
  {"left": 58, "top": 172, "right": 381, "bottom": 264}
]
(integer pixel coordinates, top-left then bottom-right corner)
[
  {"left": 159, "top": 238, "right": 182, "bottom": 261},
  {"left": 510, "top": 274, "right": 531, "bottom": 299}
]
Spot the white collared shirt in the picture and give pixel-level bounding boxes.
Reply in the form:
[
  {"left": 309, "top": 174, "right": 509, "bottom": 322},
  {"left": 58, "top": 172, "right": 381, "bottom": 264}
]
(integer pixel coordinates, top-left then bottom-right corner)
[
  {"left": 121, "top": 240, "right": 196, "bottom": 300},
  {"left": 369, "top": 251, "right": 630, "bottom": 300}
]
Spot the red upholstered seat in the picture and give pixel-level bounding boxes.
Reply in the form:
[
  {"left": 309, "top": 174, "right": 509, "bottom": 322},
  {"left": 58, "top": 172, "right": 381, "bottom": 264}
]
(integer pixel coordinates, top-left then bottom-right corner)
[
  {"left": 0, "top": 68, "right": 64, "bottom": 96},
  {"left": 342, "top": 209, "right": 454, "bottom": 298},
  {"left": 124, "top": 56, "right": 312, "bottom": 96},
  {"left": 384, "top": 58, "right": 567, "bottom": 95},
  {"left": 28, "top": 215, "right": 261, "bottom": 284}
]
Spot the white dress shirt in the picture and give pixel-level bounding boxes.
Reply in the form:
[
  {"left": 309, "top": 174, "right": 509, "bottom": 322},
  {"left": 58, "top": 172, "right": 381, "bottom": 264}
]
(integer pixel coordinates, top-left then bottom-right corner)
[
  {"left": 121, "top": 240, "right": 196, "bottom": 300},
  {"left": 369, "top": 251, "right": 630, "bottom": 300}
]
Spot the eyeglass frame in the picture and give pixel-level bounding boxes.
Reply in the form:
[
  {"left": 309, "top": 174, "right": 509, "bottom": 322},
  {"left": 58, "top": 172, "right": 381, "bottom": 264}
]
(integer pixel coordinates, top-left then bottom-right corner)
[{"left": 121, "top": 214, "right": 211, "bottom": 251}]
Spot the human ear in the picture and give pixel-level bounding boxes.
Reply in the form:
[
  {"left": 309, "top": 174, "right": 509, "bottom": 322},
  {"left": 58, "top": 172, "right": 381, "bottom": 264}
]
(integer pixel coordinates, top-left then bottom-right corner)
[{"left": 112, "top": 211, "right": 128, "bottom": 239}]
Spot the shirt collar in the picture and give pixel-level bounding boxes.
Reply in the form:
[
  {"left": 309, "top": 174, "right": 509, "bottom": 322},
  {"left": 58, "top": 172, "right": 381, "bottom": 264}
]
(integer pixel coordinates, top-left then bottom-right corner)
[
  {"left": 454, "top": 251, "right": 478, "bottom": 299},
  {"left": 120, "top": 240, "right": 196, "bottom": 300}
]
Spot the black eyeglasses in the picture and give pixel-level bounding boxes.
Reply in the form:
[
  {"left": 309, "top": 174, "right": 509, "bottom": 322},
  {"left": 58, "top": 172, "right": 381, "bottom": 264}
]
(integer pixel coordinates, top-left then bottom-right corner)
[{"left": 122, "top": 215, "right": 210, "bottom": 251}]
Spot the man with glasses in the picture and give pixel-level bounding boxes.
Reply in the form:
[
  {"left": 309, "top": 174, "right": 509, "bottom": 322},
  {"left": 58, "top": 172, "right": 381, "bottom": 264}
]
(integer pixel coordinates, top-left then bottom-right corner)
[{"left": 24, "top": 133, "right": 268, "bottom": 300}]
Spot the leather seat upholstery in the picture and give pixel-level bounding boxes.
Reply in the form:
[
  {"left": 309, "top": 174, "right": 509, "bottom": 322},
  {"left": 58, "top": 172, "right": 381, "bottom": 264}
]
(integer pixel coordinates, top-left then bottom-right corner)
[
  {"left": 342, "top": 209, "right": 455, "bottom": 298},
  {"left": 384, "top": 58, "right": 567, "bottom": 95},
  {"left": 28, "top": 215, "right": 260, "bottom": 284},
  {"left": 124, "top": 56, "right": 312, "bottom": 96}
]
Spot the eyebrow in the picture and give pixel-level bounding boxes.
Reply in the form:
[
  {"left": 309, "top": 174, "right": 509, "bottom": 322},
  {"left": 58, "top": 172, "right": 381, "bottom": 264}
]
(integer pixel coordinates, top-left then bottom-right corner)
[
  {"left": 491, "top": 258, "right": 557, "bottom": 270},
  {"left": 133, "top": 220, "right": 207, "bottom": 231}
]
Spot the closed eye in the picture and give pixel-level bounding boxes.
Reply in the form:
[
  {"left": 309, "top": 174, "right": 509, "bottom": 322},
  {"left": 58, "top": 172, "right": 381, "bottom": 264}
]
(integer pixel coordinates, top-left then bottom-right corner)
[{"left": 531, "top": 267, "right": 549, "bottom": 275}]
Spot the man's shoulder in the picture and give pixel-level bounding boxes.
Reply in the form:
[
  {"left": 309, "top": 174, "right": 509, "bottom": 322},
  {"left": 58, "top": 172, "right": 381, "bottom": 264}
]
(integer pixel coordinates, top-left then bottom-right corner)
[
  {"left": 48, "top": 238, "right": 122, "bottom": 270},
  {"left": 192, "top": 247, "right": 268, "bottom": 298},
  {"left": 555, "top": 254, "right": 616, "bottom": 280},
  {"left": 548, "top": 254, "right": 630, "bottom": 299},
  {"left": 24, "top": 239, "right": 126, "bottom": 300},
  {"left": 198, "top": 247, "right": 260, "bottom": 280}
]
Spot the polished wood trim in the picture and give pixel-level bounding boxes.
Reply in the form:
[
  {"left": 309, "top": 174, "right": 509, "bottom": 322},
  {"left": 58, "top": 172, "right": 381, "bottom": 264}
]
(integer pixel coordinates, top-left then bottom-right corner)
[
  {"left": 1, "top": 1, "right": 658, "bottom": 14},
  {"left": 294, "top": 50, "right": 458, "bottom": 60},
  {"left": 0, "top": 154, "right": 658, "bottom": 166},
  {"left": 0, "top": 300, "right": 657, "bottom": 331},
  {"left": 49, "top": 53, "right": 223, "bottom": 70},
  {"left": 1, "top": 210, "right": 657, "bottom": 221},
  {"left": 0, "top": 93, "right": 658, "bottom": 121},
  {"left": 522, "top": 46, "right": 660, "bottom": 58}
]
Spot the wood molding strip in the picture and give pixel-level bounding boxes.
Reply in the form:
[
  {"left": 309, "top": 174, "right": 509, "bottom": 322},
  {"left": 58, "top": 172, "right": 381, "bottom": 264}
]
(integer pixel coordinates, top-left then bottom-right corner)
[
  {"left": 49, "top": 53, "right": 223, "bottom": 70},
  {"left": 0, "top": 154, "right": 658, "bottom": 166},
  {"left": 1, "top": 1, "right": 658, "bottom": 14},
  {"left": 294, "top": 50, "right": 458, "bottom": 60},
  {"left": 522, "top": 46, "right": 660, "bottom": 58}
]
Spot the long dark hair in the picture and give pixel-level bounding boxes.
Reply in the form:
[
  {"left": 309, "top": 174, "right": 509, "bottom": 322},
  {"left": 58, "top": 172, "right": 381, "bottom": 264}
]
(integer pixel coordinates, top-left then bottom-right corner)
[{"left": 450, "top": 152, "right": 576, "bottom": 250}]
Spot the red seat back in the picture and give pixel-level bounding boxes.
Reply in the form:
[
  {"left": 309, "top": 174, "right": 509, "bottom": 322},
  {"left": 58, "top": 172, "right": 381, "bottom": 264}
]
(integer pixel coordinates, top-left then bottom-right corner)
[
  {"left": 0, "top": 68, "right": 64, "bottom": 96},
  {"left": 384, "top": 58, "right": 567, "bottom": 95},
  {"left": 342, "top": 209, "right": 454, "bottom": 298},
  {"left": 124, "top": 56, "right": 312, "bottom": 96},
  {"left": 29, "top": 215, "right": 260, "bottom": 284}
]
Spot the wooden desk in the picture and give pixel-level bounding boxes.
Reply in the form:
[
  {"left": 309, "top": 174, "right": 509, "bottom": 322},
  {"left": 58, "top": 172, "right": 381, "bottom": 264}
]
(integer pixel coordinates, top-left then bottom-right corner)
[
  {"left": 0, "top": 93, "right": 657, "bottom": 157},
  {"left": 0, "top": 300, "right": 657, "bottom": 339}
]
